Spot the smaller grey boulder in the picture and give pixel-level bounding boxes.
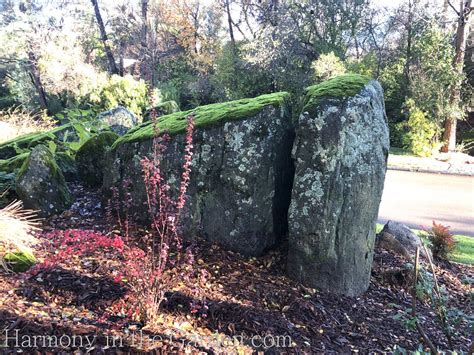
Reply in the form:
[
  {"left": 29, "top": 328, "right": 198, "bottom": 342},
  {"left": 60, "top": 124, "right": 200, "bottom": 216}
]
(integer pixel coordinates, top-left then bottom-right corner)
[
  {"left": 377, "top": 221, "right": 431, "bottom": 259},
  {"left": 375, "top": 232, "right": 412, "bottom": 260},
  {"left": 98, "top": 106, "right": 137, "bottom": 135},
  {"left": 15, "top": 145, "right": 72, "bottom": 217}
]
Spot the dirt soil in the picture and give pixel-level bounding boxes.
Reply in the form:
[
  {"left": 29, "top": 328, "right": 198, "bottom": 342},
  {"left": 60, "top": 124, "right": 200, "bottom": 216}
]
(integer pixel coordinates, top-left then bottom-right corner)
[{"left": 0, "top": 183, "right": 472, "bottom": 353}]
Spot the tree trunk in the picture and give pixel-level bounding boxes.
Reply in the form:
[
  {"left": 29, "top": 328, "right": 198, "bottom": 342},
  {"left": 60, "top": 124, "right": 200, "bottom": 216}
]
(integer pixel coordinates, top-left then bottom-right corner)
[
  {"left": 441, "top": 0, "right": 449, "bottom": 28},
  {"left": 139, "top": 0, "right": 149, "bottom": 79},
  {"left": 119, "top": 40, "right": 125, "bottom": 76},
  {"left": 441, "top": 0, "right": 472, "bottom": 152},
  {"left": 90, "top": 0, "right": 119, "bottom": 75},
  {"left": 404, "top": 0, "right": 414, "bottom": 94},
  {"left": 27, "top": 50, "right": 49, "bottom": 113},
  {"left": 225, "top": 0, "right": 236, "bottom": 54}
]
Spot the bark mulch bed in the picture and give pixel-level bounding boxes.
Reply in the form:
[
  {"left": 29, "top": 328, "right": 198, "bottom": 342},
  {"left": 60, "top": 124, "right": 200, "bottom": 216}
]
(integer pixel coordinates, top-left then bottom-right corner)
[{"left": 0, "top": 183, "right": 472, "bottom": 353}]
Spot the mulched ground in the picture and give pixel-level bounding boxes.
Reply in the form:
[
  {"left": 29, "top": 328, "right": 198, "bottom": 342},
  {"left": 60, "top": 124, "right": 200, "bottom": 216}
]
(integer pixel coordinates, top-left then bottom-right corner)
[{"left": 0, "top": 183, "right": 472, "bottom": 353}]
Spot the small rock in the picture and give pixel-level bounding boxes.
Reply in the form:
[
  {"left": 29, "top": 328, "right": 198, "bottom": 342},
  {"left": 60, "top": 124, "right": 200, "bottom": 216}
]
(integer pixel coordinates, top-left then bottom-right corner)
[
  {"left": 377, "top": 221, "right": 432, "bottom": 259},
  {"left": 98, "top": 106, "right": 137, "bottom": 135}
]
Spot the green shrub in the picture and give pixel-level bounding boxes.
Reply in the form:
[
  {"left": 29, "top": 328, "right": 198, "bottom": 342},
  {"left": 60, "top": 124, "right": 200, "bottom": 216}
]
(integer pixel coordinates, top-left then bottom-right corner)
[
  {"left": 89, "top": 75, "right": 149, "bottom": 119},
  {"left": 401, "top": 99, "right": 438, "bottom": 157},
  {"left": 311, "top": 52, "right": 346, "bottom": 82},
  {"left": 211, "top": 43, "right": 273, "bottom": 102}
]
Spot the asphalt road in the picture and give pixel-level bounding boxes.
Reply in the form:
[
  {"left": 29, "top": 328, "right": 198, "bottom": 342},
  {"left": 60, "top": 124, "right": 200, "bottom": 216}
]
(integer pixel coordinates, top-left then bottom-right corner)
[{"left": 378, "top": 170, "right": 474, "bottom": 236}]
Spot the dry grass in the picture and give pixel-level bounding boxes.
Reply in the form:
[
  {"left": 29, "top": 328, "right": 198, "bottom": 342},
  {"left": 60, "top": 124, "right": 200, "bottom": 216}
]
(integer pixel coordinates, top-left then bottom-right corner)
[
  {"left": 0, "top": 200, "right": 41, "bottom": 271},
  {"left": 0, "top": 107, "right": 56, "bottom": 144}
]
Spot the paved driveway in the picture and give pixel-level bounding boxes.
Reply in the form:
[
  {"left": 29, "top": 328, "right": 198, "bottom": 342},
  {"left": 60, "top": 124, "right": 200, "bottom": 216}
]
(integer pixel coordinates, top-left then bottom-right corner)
[{"left": 378, "top": 170, "right": 474, "bottom": 236}]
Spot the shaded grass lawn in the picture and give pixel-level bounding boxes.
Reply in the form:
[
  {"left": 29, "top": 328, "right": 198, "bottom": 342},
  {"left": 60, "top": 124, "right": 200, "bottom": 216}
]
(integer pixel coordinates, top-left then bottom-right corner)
[{"left": 375, "top": 224, "right": 473, "bottom": 265}]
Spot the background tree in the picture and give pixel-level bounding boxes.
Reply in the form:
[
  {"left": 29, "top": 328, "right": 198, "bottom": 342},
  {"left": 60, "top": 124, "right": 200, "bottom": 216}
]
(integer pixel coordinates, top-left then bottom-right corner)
[
  {"left": 441, "top": 0, "right": 472, "bottom": 152},
  {"left": 90, "top": 0, "right": 119, "bottom": 75}
]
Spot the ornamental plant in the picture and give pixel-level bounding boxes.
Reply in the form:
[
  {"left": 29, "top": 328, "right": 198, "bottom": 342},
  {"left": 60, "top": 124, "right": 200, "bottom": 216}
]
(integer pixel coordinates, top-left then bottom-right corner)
[
  {"left": 29, "top": 229, "right": 124, "bottom": 273},
  {"left": 110, "top": 91, "right": 201, "bottom": 324},
  {"left": 428, "top": 221, "right": 457, "bottom": 260}
]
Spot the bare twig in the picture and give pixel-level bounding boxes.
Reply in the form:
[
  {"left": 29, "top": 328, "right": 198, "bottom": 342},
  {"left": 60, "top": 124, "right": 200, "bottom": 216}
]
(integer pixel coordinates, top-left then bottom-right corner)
[
  {"left": 412, "top": 247, "right": 439, "bottom": 354},
  {"left": 411, "top": 247, "right": 420, "bottom": 318},
  {"left": 422, "top": 243, "right": 454, "bottom": 349},
  {"left": 446, "top": 0, "right": 460, "bottom": 16}
]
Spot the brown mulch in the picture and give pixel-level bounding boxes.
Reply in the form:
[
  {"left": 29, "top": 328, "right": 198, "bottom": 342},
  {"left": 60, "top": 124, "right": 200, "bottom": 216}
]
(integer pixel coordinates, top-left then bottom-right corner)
[{"left": 0, "top": 183, "right": 472, "bottom": 353}]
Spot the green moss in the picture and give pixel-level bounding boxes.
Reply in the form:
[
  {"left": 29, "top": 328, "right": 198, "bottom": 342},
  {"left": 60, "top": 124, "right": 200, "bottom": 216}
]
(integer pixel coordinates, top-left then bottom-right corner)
[
  {"left": 4, "top": 251, "right": 36, "bottom": 272},
  {"left": 78, "top": 131, "right": 119, "bottom": 155},
  {"left": 0, "top": 152, "right": 30, "bottom": 173},
  {"left": 113, "top": 92, "right": 290, "bottom": 149},
  {"left": 17, "top": 144, "right": 61, "bottom": 182},
  {"left": 303, "top": 74, "right": 371, "bottom": 114}
]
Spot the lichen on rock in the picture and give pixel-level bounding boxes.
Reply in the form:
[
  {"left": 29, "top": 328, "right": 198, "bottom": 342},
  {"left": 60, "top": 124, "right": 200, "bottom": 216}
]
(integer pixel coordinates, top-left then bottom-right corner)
[
  {"left": 98, "top": 106, "right": 138, "bottom": 136},
  {"left": 288, "top": 79, "right": 389, "bottom": 297},
  {"left": 104, "top": 92, "right": 293, "bottom": 256}
]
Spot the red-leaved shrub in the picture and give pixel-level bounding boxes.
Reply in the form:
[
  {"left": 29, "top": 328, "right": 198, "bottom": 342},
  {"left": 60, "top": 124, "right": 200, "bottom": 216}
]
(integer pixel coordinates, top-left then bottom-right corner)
[
  {"left": 428, "top": 221, "right": 457, "bottom": 259},
  {"left": 109, "top": 91, "right": 202, "bottom": 324},
  {"left": 30, "top": 229, "right": 124, "bottom": 272}
]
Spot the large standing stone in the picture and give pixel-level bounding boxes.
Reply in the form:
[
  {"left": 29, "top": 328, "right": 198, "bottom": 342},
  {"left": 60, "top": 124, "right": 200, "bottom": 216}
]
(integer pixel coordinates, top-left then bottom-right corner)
[
  {"left": 103, "top": 93, "right": 294, "bottom": 256},
  {"left": 15, "top": 145, "right": 72, "bottom": 217},
  {"left": 287, "top": 75, "right": 390, "bottom": 296},
  {"left": 98, "top": 106, "right": 137, "bottom": 135}
]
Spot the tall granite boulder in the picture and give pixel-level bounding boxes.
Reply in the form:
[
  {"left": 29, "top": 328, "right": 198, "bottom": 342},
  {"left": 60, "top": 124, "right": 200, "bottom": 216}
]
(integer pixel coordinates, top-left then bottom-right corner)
[
  {"left": 15, "top": 145, "right": 72, "bottom": 217},
  {"left": 98, "top": 106, "right": 138, "bottom": 135},
  {"left": 104, "top": 93, "right": 294, "bottom": 256},
  {"left": 287, "top": 75, "right": 390, "bottom": 296}
]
